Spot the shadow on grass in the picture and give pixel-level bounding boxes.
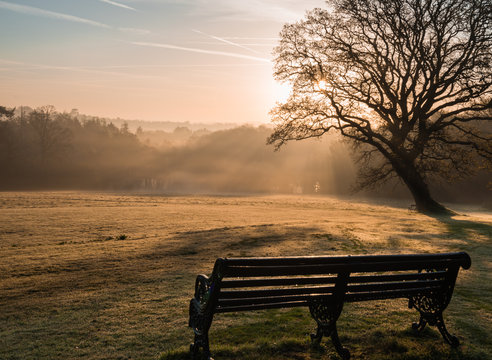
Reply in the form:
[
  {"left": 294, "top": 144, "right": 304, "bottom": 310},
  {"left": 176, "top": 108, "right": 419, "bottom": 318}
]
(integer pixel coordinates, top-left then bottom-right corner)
[
  {"left": 162, "top": 334, "right": 488, "bottom": 360},
  {"left": 426, "top": 212, "right": 492, "bottom": 283},
  {"left": 162, "top": 340, "right": 312, "bottom": 360},
  {"left": 429, "top": 213, "right": 492, "bottom": 242},
  {"left": 162, "top": 302, "right": 491, "bottom": 360},
  {"left": 163, "top": 224, "right": 325, "bottom": 258}
]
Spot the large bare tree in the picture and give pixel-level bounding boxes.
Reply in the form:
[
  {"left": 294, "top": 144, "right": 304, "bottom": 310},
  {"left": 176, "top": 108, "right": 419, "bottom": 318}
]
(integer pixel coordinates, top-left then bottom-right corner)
[{"left": 268, "top": 0, "right": 492, "bottom": 213}]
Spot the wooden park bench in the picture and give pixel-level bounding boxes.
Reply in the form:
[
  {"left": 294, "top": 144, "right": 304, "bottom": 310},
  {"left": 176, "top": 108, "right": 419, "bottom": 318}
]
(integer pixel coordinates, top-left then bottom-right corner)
[{"left": 188, "top": 252, "right": 471, "bottom": 359}]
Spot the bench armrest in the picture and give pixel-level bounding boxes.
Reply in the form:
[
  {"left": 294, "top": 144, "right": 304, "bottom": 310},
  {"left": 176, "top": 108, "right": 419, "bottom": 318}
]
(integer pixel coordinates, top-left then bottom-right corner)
[
  {"left": 194, "top": 274, "right": 211, "bottom": 306},
  {"left": 189, "top": 274, "right": 213, "bottom": 335}
]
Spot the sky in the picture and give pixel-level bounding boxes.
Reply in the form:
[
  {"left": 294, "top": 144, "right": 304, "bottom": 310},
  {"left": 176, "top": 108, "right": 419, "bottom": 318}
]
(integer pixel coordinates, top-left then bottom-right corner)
[{"left": 0, "top": 0, "right": 324, "bottom": 124}]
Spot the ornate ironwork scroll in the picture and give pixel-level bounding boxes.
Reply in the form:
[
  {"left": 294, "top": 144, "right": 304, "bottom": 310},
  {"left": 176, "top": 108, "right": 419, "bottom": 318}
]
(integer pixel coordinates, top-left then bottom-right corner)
[
  {"left": 408, "top": 266, "right": 460, "bottom": 347},
  {"left": 189, "top": 259, "right": 226, "bottom": 359},
  {"left": 308, "top": 272, "right": 350, "bottom": 360}
]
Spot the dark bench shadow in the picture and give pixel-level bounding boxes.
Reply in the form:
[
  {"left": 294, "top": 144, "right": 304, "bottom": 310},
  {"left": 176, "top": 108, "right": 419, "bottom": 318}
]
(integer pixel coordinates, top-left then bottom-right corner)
[{"left": 162, "top": 316, "right": 484, "bottom": 360}]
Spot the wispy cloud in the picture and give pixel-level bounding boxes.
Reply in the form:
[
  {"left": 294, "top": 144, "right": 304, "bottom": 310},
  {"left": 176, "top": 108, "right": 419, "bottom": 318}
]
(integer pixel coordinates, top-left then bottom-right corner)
[
  {"left": 0, "top": 59, "right": 265, "bottom": 74},
  {"left": 118, "top": 27, "right": 151, "bottom": 35},
  {"left": 222, "top": 37, "right": 279, "bottom": 40},
  {"left": 89, "top": 63, "right": 267, "bottom": 69},
  {"left": 188, "top": 41, "right": 275, "bottom": 48},
  {"left": 192, "top": 29, "right": 260, "bottom": 54},
  {"left": 99, "top": 0, "right": 136, "bottom": 11},
  {"left": 131, "top": 42, "right": 271, "bottom": 63},
  {"left": 0, "top": 58, "right": 167, "bottom": 80},
  {"left": 0, "top": 1, "right": 111, "bottom": 28},
  {"left": 188, "top": 0, "right": 322, "bottom": 23}
]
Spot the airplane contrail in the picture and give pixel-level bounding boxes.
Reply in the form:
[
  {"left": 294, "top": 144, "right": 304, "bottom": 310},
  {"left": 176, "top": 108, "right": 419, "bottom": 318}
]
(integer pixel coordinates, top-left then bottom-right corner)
[
  {"left": 99, "top": 0, "right": 136, "bottom": 11},
  {"left": 131, "top": 41, "right": 271, "bottom": 63},
  {"left": 0, "top": 58, "right": 167, "bottom": 80},
  {"left": 0, "top": 1, "right": 111, "bottom": 28},
  {"left": 192, "top": 29, "right": 260, "bottom": 54}
]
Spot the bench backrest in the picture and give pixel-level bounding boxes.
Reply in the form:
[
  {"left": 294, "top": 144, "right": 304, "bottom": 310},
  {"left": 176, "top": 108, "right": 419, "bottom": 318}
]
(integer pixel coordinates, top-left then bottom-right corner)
[{"left": 207, "top": 252, "right": 471, "bottom": 313}]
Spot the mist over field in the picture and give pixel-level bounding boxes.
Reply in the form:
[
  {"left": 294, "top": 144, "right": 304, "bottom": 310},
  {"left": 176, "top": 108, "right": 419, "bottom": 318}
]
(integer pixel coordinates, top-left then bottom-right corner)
[{"left": 0, "top": 106, "right": 490, "bottom": 207}]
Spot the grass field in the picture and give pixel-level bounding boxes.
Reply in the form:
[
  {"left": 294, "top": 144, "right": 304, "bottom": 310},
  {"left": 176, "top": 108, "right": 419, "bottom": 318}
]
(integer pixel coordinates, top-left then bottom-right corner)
[{"left": 0, "top": 191, "right": 491, "bottom": 360}]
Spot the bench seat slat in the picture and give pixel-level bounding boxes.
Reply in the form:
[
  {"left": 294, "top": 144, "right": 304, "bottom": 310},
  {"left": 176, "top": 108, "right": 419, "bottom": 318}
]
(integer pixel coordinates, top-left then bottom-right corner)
[
  {"left": 219, "top": 285, "right": 335, "bottom": 299},
  {"left": 348, "top": 271, "right": 446, "bottom": 283},
  {"left": 225, "top": 259, "right": 459, "bottom": 277},
  {"left": 223, "top": 252, "right": 469, "bottom": 266},
  {"left": 215, "top": 300, "right": 309, "bottom": 313},
  {"left": 346, "top": 279, "right": 444, "bottom": 293},
  {"left": 345, "top": 286, "right": 441, "bottom": 302},
  {"left": 218, "top": 294, "right": 332, "bottom": 308},
  {"left": 220, "top": 276, "right": 338, "bottom": 288}
]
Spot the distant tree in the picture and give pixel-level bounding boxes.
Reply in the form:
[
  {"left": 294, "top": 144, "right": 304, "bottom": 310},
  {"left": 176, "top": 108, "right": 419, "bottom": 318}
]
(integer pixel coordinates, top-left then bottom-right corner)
[
  {"left": 0, "top": 106, "right": 15, "bottom": 120},
  {"left": 173, "top": 126, "right": 192, "bottom": 139},
  {"left": 28, "top": 105, "right": 71, "bottom": 163},
  {"left": 0, "top": 106, "right": 16, "bottom": 168},
  {"left": 268, "top": 0, "right": 492, "bottom": 213},
  {"left": 121, "top": 122, "right": 129, "bottom": 133}
]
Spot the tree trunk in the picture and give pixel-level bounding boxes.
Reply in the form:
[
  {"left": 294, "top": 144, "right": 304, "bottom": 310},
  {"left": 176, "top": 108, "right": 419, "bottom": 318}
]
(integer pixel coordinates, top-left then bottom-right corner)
[{"left": 391, "top": 159, "right": 451, "bottom": 214}]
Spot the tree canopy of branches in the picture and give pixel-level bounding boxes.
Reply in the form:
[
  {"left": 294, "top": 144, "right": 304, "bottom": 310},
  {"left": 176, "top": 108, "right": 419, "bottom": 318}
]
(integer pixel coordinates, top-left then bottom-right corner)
[{"left": 268, "top": 0, "right": 492, "bottom": 213}]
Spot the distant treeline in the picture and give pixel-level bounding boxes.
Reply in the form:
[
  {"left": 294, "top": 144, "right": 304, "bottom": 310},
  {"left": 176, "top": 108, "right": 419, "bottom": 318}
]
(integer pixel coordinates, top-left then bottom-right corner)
[
  {"left": 0, "top": 105, "right": 159, "bottom": 189},
  {"left": 0, "top": 105, "right": 490, "bottom": 206}
]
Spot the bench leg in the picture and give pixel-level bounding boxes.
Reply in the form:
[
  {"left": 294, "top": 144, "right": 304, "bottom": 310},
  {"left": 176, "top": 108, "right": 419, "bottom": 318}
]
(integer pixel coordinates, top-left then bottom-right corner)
[
  {"left": 191, "top": 332, "right": 213, "bottom": 360},
  {"left": 202, "top": 333, "right": 212, "bottom": 360},
  {"left": 331, "top": 326, "right": 351, "bottom": 360},
  {"left": 310, "top": 323, "right": 350, "bottom": 360},
  {"left": 411, "top": 312, "right": 459, "bottom": 348},
  {"left": 190, "top": 343, "right": 198, "bottom": 359},
  {"left": 411, "top": 315, "right": 427, "bottom": 334},
  {"left": 435, "top": 313, "right": 459, "bottom": 348},
  {"left": 308, "top": 292, "right": 349, "bottom": 359},
  {"left": 409, "top": 289, "right": 460, "bottom": 348},
  {"left": 310, "top": 324, "right": 323, "bottom": 344}
]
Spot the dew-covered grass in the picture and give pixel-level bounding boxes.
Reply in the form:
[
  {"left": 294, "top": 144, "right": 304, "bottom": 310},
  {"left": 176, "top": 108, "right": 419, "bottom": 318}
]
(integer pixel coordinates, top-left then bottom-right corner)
[{"left": 0, "top": 191, "right": 490, "bottom": 359}]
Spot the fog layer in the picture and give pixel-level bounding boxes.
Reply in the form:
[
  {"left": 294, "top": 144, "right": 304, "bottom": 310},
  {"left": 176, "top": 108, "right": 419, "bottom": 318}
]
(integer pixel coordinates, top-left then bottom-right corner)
[{"left": 0, "top": 107, "right": 489, "bottom": 207}]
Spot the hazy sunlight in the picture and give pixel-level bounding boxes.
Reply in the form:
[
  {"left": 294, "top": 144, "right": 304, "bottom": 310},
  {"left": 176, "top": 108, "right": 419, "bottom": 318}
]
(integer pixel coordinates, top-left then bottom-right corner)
[
  {"left": 316, "top": 79, "right": 328, "bottom": 91},
  {"left": 273, "top": 81, "right": 292, "bottom": 102}
]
